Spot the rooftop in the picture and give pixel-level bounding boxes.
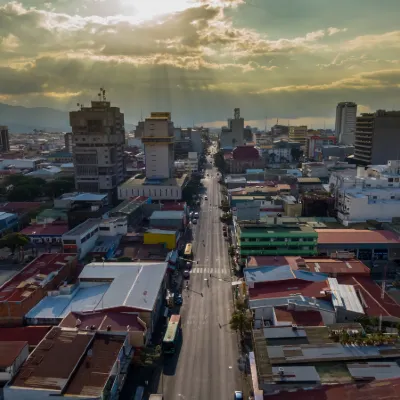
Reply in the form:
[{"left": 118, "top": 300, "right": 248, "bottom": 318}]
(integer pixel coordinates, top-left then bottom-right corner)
[
  {"left": 297, "top": 177, "right": 322, "bottom": 183},
  {"left": 264, "top": 378, "right": 400, "bottom": 400},
  {"left": 0, "top": 341, "right": 28, "bottom": 368},
  {"left": 63, "top": 218, "right": 101, "bottom": 237},
  {"left": 304, "top": 258, "right": 370, "bottom": 275},
  {"left": 150, "top": 210, "right": 184, "bottom": 220},
  {"left": 20, "top": 223, "right": 69, "bottom": 236},
  {"left": 63, "top": 334, "right": 124, "bottom": 397},
  {"left": 59, "top": 311, "right": 145, "bottom": 332},
  {"left": 0, "top": 326, "right": 51, "bottom": 346},
  {"left": 348, "top": 362, "right": 400, "bottom": 380},
  {"left": 239, "top": 224, "right": 316, "bottom": 237},
  {"left": 120, "top": 174, "right": 188, "bottom": 188},
  {"left": 232, "top": 145, "right": 260, "bottom": 161},
  {"left": 249, "top": 279, "right": 329, "bottom": 301},
  {"left": 0, "top": 253, "right": 76, "bottom": 303},
  {"left": 58, "top": 192, "right": 108, "bottom": 202},
  {"left": 110, "top": 196, "right": 148, "bottom": 215},
  {"left": 11, "top": 327, "right": 94, "bottom": 392},
  {"left": 337, "top": 276, "right": 400, "bottom": 318},
  {"left": 274, "top": 307, "right": 324, "bottom": 327},
  {"left": 316, "top": 229, "right": 400, "bottom": 245}
]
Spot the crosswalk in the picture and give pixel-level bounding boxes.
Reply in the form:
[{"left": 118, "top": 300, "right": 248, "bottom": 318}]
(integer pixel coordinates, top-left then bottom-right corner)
[{"left": 191, "top": 267, "right": 228, "bottom": 274}]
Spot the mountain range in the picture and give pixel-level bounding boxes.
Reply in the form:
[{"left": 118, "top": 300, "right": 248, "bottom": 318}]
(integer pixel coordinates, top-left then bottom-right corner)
[{"left": 0, "top": 102, "right": 136, "bottom": 133}]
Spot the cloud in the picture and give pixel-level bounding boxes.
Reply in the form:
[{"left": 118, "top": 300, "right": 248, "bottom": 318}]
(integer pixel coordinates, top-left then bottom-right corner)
[
  {"left": 327, "top": 27, "right": 347, "bottom": 36},
  {"left": 343, "top": 30, "right": 400, "bottom": 51}
]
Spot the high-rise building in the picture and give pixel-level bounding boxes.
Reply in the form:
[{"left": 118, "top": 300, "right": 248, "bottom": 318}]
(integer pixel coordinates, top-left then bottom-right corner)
[
  {"left": 335, "top": 102, "right": 357, "bottom": 145},
  {"left": 220, "top": 108, "right": 245, "bottom": 149},
  {"left": 288, "top": 125, "right": 307, "bottom": 146},
  {"left": 142, "top": 112, "right": 175, "bottom": 179},
  {"left": 64, "top": 132, "right": 73, "bottom": 153},
  {"left": 0, "top": 126, "right": 10, "bottom": 152},
  {"left": 354, "top": 110, "right": 400, "bottom": 165},
  {"left": 69, "top": 96, "right": 125, "bottom": 200}
]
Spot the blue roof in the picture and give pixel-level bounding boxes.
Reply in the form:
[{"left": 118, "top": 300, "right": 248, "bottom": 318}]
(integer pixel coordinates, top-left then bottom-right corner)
[
  {"left": 61, "top": 193, "right": 107, "bottom": 202},
  {"left": 25, "top": 284, "right": 110, "bottom": 320},
  {"left": 246, "top": 169, "right": 264, "bottom": 173},
  {"left": 244, "top": 265, "right": 327, "bottom": 284},
  {"left": 147, "top": 229, "right": 177, "bottom": 235},
  {"left": 0, "top": 211, "right": 17, "bottom": 220}
]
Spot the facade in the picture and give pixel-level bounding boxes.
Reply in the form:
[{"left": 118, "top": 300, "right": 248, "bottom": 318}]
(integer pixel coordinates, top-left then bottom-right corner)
[
  {"left": 19, "top": 223, "right": 69, "bottom": 244},
  {"left": 64, "top": 132, "right": 72, "bottom": 152},
  {"left": 306, "top": 135, "right": 337, "bottom": 159},
  {"left": 225, "top": 146, "right": 264, "bottom": 173},
  {"left": 354, "top": 110, "right": 400, "bottom": 165},
  {"left": 288, "top": 126, "right": 307, "bottom": 146},
  {"left": 142, "top": 112, "right": 175, "bottom": 179},
  {"left": 69, "top": 99, "right": 125, "bottom": 198},
  {"left": 220, "top": 108, "right": 245, "bottom": 149},
  {"left": 265, "top": 139, "right": 302, "bottom": 166},
  {"left": 335, "top": 102, "right": 357, "bottom": 145},
  {"left": 235, "top": 221, "right": 318, "bottom": 258},
  {"left": 332, "top": 160, "right": 400, "bottom": 224},
  {"left": 144, "top": 229, "right": 179, "bottom": 250},
  {"left": 188, "top": 129, "right": 203, "bottom": 154},
  {"left": 0, "top": 125, "right": 10, "bottom": 152}
]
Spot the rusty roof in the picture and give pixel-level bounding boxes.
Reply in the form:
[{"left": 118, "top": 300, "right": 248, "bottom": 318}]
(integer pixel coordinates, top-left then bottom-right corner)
[
  {"left": 11, "top": 327, "right": 94, "bottom": 392},
  {"left": 304, "top": 258, "right": 370, "bottom": 275},
  {"left": 64, "top": 334, "right": 124, "bottom": 397},
  {"left": 316, "top": 229, "right": 400, "bottom": 245},
  {"left": 0, "top": 326, "right": 51, "bottom": 346},
  {"left": 0, "top": 341, "right": 28, "bottom": 368}
]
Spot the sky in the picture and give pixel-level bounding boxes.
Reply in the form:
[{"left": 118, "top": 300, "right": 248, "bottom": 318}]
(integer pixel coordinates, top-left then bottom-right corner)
[{"left": 1, "top": 0, "right": 400, "bottom": 128}]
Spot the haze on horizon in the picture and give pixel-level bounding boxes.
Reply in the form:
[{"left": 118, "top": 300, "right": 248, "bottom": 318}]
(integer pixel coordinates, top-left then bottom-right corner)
[{"left": 1, "top": 0, "right": 400, "bottom": 128}]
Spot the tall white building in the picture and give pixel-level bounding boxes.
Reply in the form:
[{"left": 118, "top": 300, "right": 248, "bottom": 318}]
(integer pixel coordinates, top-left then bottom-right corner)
[
  {"left": 330, "top": 160, "right": 400, "bottom": 224},
  {"left": 335, "top": 102, "right": 357, "bottom": 145},
  {"left": 142, "top": 112, "right": 175, "bottom": 179}
]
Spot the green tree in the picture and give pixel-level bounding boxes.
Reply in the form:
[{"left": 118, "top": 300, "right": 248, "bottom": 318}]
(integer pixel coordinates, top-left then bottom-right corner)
[
  {"left": 7, "top": 186, "right": 41, "bottom": 201},
  {"left": 137, "top": 345, "right": 162, "bottom": 367},
  {"left": 0, "top": 233, "right": 29, "bottom": 254},
  {"left": 230, "top": 300, "right": 252, "bottom": 338},
  {"left": 44, "top": 179, "right": 75, "bottom": 198},
  {"left": 213, "top": 150, "right": 226, "bottom": 173}
]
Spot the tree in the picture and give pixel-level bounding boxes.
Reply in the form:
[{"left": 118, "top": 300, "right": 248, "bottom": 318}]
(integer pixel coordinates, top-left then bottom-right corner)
[
  {"left": 137, "top": 345, "right": 162, "bottom": 367},
  {"left": 291, "top": 147, "right": 303, "bottom": 162},
  {"left": 44, "top": 179, "right": 75, "bottom": 198},
  {"left": 0, "top": 233, "right": 29, "bottom": 254},
  {"left": 230, "top": 300, "right": 252, "bottom": 338}
]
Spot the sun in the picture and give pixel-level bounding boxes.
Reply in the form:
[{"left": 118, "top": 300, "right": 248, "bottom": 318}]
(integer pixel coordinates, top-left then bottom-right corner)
[{"left": 121, "top": 0, "right": 201, "bottom": 21}]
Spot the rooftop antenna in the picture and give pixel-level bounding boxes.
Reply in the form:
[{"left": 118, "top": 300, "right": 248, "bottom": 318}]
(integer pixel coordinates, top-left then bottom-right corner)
[{"left": 140, "top": 109, "right": 143, "bottom": 122}]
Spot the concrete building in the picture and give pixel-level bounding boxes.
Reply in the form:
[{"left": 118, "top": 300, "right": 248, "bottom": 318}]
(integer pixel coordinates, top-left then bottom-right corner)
[
  {"left": 354, "top": 110, "right": 400, "bottom": 165},
  {"left": 305, "top": 134, "right": 336, "bottom": 160},
  {"left": 69, "top": 97, "right": 125, "bottom": 199},
  {"left": 188, "top": 129, "right": 203, "bottom": 154},
  {"left": 142, "top": 112, "right": 175, "bottom": 179},
  {"left": 220, "top": 108, "right": 245, "bottom": 149},
  {"left": 0, "top": 211, "right": 18, "bottom": 235},
  {"left": 63, "top": 132, "right": 72, "bottom": 153},
  {"left": 0, "top": 125, "right": 10, "bottom": 152},
  {"left": 19, "top": 222, "right": 69, "bottom": 244},
  {"left": 320, "top": 144, "right": 354, "bottom": 161},
  {"left": 335, "top": 102, "right": 357, "bottom": 145},
  {"left": 174, "top": 152, "right": 199, "bottom": 174},
  {"left": 0, "top": 253, "right": 77, "bottom": 326},
  {"left": 331, "top": 160, "right": 400, "bottom": 224},
  {"left": 288, "top": 126, "right": 307, "bottom": 146},
  {"left": 265, "top": 139, "right": 302, "bottom": 166}
]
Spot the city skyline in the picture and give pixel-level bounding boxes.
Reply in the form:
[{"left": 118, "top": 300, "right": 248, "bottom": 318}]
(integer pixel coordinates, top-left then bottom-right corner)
[{"left": 1, "top": 0, "right": 400, "bottom": 128}]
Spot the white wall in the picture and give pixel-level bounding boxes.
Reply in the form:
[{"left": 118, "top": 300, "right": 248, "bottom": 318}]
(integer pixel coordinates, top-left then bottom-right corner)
[
  {"left": 145, "top": 144, "right": 170, "bottom": 179},
  {"left": 118, "top": 184, "right": 182, "bottom": 200}
]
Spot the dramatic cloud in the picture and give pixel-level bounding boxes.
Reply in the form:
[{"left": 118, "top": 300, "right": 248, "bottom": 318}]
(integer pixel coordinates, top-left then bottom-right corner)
[{"left": 0, "top": 0, "right": 400, "bottom": 127}]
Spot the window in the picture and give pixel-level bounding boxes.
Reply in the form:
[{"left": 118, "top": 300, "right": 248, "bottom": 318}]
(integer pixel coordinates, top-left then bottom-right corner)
[{"left": 389, "top": 178, "right": 394, "bottom": 182}]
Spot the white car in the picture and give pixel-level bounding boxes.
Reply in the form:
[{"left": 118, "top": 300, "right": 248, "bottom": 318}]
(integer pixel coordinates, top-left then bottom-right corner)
[{"left": 204, "top": 195, "right": 208, "bottom": 200}]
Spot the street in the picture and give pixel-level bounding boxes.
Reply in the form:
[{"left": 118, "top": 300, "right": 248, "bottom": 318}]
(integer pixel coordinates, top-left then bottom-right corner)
[{"left": 159, "top": 153, "right": 242, "bottom": 399}]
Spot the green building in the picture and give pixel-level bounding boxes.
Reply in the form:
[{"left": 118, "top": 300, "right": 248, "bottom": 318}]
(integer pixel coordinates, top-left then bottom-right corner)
[{"left": 236, "top": 222, "right": 318, "bottom": 258}]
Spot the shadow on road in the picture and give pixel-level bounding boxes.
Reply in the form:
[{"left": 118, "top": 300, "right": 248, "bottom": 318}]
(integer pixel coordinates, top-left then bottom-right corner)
[{"left": 162, "top": 331, "right": 184, "bottom": 376}]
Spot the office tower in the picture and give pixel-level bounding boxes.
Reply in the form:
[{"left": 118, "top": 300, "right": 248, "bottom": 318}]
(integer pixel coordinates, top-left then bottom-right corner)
[
  {"left": 354, "top": 110, "right": 400, "bottom": 165},
  {"left": 288, "top": 125, "right": 308, "bottom": 146},
  {"left": 64, "top": 132, "right": 73, "bottom": 153},
  {"left": 69, "top": 94, "right": 125, "bottom": 199},
  {"left": 142, "top": 112, "right": 175, "bottom": 179},
  {"left": 220, "top": 108, "right": 245, "bottom": 149},
  {"left": 0, "top": 126, "right": 10, "bottom": 152},
  {"left": 335, "top": 102, "right": 357, "bottom": 145}
]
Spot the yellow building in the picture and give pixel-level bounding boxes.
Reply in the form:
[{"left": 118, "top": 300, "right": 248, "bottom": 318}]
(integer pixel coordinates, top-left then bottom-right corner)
[
  {"left": 144, "top": 229, "right": 178, "bottom": 250},
  {"left": 289, "top": 125, "right": 308, "bottom": 146}
]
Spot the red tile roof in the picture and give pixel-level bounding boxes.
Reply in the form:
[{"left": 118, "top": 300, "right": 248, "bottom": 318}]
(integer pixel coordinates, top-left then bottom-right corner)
[
  {"left": 274, "top": 307, "right": 324, "bottom": 327},
  {"left": 60, "top": 311, "right": 145, "bottom": 332},
  {"left": 316, "top": 229, "right": 400, "bottom": 245},
  {"left": 161, "top": 201, "right": 187, "bottom": 211},
  {"left": 0, "top": 202, "right": 43, "bottom": 215},
  {"left": 249, "top": 279, "right": 329, "bottom": 300},
  {"left": 247, "top": 256, "right": 301, "bottom": 270},
  {"left": 337, "top": 276, "right": 400, "bottom": 318},
  {"left": 0, "top": 253, "right": 76, "bottom": 302},
  {"left": 232, "top": 145, "right": 260, "bottom": 161},
  {"left": 0, "top": 326, "right": 51, "bottom": 346},
  {"left": 0, "top": 341, "right": 28, "bottom": 368},
  {"left": 20, "top": 223, "right": 69, "bottom": 236},
  {"left": 264, "top": 378, "right": 400, "bottom": 400},
  {"left": 304, "top": 258, "right": 370, "bottom": 276}
]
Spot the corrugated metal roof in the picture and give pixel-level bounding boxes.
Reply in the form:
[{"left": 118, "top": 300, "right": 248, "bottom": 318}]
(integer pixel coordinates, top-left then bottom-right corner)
[
  {"left": 347, "top": 362, "right": 400, "bottom": 380},
  {"left": 263, "top": 327, "right": 307, "bottom": 339},
  {"left": 328, "top": 277, "right": 364, "bottom": 314},
  {"left": 271, "top": 366, "right": 320, "bottom": 382},
  {"left": 0, "top": 341, "right": 28, "bottom": 368},
  {"left": 150, "top": 210, "right": 184, "bottom": 220}
]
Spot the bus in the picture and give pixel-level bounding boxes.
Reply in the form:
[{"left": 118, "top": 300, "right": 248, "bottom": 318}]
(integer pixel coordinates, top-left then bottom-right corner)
[
  {"left": 184, "top": 243, "right": 193, "bottom": 260},
  {"left": 162, "top": 314, "right": 181, "bottom": 354}
]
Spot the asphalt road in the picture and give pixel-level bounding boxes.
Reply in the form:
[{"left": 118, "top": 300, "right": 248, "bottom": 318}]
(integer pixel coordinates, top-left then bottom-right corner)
[{"left": 159, "top": 154, "right": 242, "bottom": 399}]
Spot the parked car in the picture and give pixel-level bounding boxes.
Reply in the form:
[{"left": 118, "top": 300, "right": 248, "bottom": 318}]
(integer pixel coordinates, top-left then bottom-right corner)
[
  {"left": 234, "top": 391, "right": 243, "bottom": 400},
  {"left": 174, "top": 293, "right": 183, "bottom": 305}
]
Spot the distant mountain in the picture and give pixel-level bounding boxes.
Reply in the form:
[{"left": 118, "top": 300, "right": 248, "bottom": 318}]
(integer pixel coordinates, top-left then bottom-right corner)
[{"left": 0, "top": 102, "right": 136, "bottom": 133}]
